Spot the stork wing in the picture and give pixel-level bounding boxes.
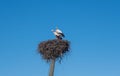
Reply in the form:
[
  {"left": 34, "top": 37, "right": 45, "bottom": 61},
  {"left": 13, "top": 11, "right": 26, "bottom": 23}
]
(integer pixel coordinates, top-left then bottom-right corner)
[
  {"left": 61, "top": 33, "right": 65, "bottom": 37},
  {"left": 56, "top": 29, "right": 62, "bottom": 33}
]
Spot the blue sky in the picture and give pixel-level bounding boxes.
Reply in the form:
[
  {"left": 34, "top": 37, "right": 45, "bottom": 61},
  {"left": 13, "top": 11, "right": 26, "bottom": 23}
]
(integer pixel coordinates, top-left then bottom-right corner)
[{"left": 0, "top": 0, "right": 120, "bottom": 76}]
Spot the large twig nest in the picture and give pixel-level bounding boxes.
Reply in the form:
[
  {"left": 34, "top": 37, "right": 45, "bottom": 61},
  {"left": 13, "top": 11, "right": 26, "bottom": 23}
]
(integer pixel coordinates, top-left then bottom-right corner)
[{"left": 38, "top": 39, "right": 70, "bottom": 62}]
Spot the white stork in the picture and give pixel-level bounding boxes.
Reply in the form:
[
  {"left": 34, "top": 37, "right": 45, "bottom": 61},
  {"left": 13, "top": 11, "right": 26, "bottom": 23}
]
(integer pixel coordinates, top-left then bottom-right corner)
[{"left": 51, "top": 27, "right": 65, "bottom": 39}]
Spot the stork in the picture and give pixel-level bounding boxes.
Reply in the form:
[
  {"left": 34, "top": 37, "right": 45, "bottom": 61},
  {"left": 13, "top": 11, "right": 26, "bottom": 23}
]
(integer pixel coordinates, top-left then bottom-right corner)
[{"left": 51, "top": 27, "right": 65, "bottom": 39}]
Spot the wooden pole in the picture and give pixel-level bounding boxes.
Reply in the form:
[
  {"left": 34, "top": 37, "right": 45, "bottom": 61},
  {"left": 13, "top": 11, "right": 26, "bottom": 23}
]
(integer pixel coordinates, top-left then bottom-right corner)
[
  {"left": 49, "top": 59, "right": 55, "bottom": 76},
  {"left": 49, "top": 37, "right": 60, "bottom": 76}
]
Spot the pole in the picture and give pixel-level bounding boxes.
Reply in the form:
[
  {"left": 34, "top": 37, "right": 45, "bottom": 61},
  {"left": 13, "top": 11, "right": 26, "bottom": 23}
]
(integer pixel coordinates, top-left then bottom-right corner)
[{"left": 49, "top": 59, "right": 55, "bottom": 76}]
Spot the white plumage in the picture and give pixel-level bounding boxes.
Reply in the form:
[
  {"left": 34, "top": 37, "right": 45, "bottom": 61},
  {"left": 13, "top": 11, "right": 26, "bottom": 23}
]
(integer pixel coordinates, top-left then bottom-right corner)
[
  {"left": 51, "top": 27, "right": 65, "bottom": 39},
  {"left": 56, "top": 28, "right": 63, "bottom": 33},
  {"left": 52, "top": 31, "right": 59, "bottom": 36}
]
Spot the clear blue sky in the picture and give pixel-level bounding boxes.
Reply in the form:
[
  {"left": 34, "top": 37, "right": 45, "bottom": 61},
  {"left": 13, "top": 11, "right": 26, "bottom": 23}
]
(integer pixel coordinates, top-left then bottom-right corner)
[{"left": 0, "top": 0, "right": 120, "bottom": 76}]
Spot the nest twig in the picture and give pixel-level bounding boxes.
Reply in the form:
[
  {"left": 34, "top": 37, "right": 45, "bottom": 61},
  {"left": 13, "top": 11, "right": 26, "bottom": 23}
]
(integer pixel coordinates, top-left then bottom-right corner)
[{"left": 38, "top": 39, "right": 70, "bottom": 62}]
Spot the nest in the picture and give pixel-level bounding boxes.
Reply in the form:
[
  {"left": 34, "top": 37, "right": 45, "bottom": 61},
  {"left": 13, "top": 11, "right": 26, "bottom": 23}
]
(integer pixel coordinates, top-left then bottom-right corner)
[{"left": 38, "top": 39, "right": 70, "bottom": 62}]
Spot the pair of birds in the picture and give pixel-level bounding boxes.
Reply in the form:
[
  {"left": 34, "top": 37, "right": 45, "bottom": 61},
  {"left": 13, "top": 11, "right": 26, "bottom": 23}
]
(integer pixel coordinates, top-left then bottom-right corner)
[{"left": 52, "top": 27, "right": 65, "bottom": 39}]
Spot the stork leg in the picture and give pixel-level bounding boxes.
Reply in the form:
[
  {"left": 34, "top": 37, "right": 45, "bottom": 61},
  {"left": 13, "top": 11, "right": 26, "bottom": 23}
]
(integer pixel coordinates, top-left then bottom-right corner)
[
  {"left": 58, "top": 36, "right": 62, "bottom": 40},
  {"left": 55, "top": 35, "right": 62, "bottom": 40}
]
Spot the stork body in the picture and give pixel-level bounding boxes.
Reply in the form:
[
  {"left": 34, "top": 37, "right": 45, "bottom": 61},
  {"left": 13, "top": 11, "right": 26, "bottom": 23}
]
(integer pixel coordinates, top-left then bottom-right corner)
[
  {"left": 52, "top": 31, "right": 61, "bottom": 39},
  {"left": 56, "top": 28, "right": 65, "bottom": 37},
  {"left": 52, "top": 28, "right": 65, "bottom": 39}
]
